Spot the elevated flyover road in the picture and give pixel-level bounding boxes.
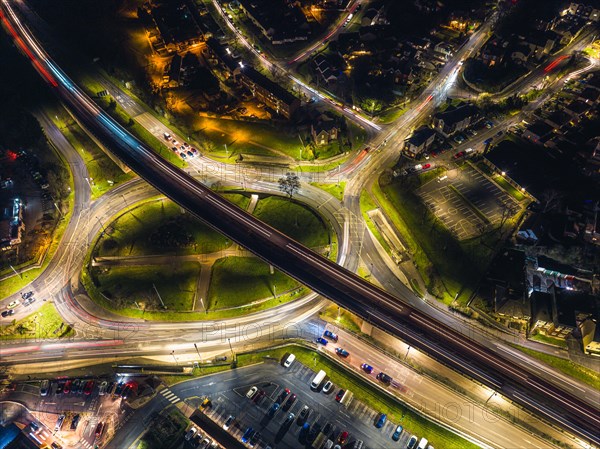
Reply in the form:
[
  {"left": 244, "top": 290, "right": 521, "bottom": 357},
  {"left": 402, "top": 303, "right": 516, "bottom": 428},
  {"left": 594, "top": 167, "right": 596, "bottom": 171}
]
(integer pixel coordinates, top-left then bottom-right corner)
[{"left": 2, "top": 1, "right": 599, "bottom": 446}]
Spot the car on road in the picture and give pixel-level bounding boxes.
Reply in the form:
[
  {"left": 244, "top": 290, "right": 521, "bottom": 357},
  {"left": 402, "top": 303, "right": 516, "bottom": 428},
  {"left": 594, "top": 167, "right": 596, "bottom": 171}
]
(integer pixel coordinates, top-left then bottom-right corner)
[
  {"left": 375, "top": 413, "right": 387, "bottom": 428},
  {"left": 495, "top": 130, "right": 504, "bottom": 137},
  {"left": 22, "top": 291, "right": 33, "bottom": 299},
  {"left": 485, "top": 120, "right": 494, "bottom": 129},
  {"left": 163, "top": 133, "right": 171, "bottom": 140},
  {"left": 180, "top": 152, "right": 187, "bottom": 159},
  {"left": 51, "top": 442, "right": 62, "bottom": 449},
  {"left": 223, "top": 415, "right": 235, "bottom": 430},
  {"left": 316, "top": 337, "right": 328, "bottom": 345},
  {"left": 95, "top": 422, "right": 105, "bottom": 438},
  {"left": 323, "top": 330, "right": 338, "bottom": 342},
  {"left": 453, "top": 135, "right": 465, "bottom": 144},
  {"left": 241, "top": 427, "right": 254, "bottom": 443},
  {"left": 40, "top": 380, "right": 50, "bottom": 396},
  {"left": 335, "top": 389, "right": 345, "bottom": 402},
  {"left": 338, "top": 431, "right": 349, "bottom": 444},
  {"left": 392, "top": 425, "right": 404, "bottom": 441},
  {"left": 335, "top": 348, "right": 350, "bottom": 358},
  {"left": 7, "top": 300, "right": 19, "bottom": 309},
  {"left": 268, "top": 402, "right": 280, "bottom": 417},
  {"left": 361, "top": 363, "right": 373, "bottom": 374},
  {"left": 54, "top": 414, "right": 65, "bottom": 432},
  {"left": 322, "top": 380, "right": 334, "bottom": 394},
  {"left": 83, "top": 380, "right": 94, "bottom": 395},
  {"left": 184, "top": 427, "right": 197, "bottom": 441},
  {"left": 421, "top": 163, "right": 431, "bottom": 170},
  {"left": 376, "top": 372, "right": 393, "bottom": 384},
  {"left": 453, "top": 151, "right": 465, "bottom": 159},
  {"left": 70, "top": 414, "right": 80, "bottom": 430},
  {"left": 283, "top": 393, "right": 296, "bottom": 410},
  {"left": 246, "top": 386, "right": 258, "bottom": 399},
  {"left": 198, "top": 438, "right": 212, "bottom": 449},
  {"left": 406, "top": 435, "right": 418, "bottom": 448},
  {"left": 1, "top": 309, "right": 15, "bottom": 318},
  {"left": 29, "top": 422, "right": 39, "bottom": 433},
  {"left": 121, "top": 384, "right": 133, "bottom": 400},
  {"left": 114, "top": 382, "right": 124, "bottom": 397},
  {"left": 23, "top": 297, "right": 36, "bottom": 306}
]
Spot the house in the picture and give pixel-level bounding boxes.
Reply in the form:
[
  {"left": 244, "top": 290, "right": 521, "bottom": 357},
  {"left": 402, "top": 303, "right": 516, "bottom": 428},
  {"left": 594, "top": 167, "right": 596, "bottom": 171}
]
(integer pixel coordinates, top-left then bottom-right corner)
[
  {"left": 162, "top": 54, "right": 182, "bottom": 88},
  {"left": 238, "top": 0, "right": 309, "bottom": 44},
  {"left": 564, "top": 99, "right": 591, "bottom": 118},
  {"left": 551, "top": 19, "right": 576, "bottom": 45},
  {"left": 313, "top": 54, "right": 338, "bottom": 84},
  {"left": 522, "top": 120, "right": 554, "bottom": 144},
  {"left": 487, "top": 249, "right": 527, "bottom": 318},
  {"left": 404, "top": 126, "right": 436, "bottom": 157},
  {"left": 565, "top": 2, "right": 600, "bottom": 22},
  {"left": 583, "top": 321, "right": 600, "bottom": 356},
  {"left": 204, "top": 37, "right": 241, "bottom": 80},
  {"left": 239, "top": 66, "right": 300, "bottom": 118},
  {"left": 432, "top": 103, "right": 479, "bottom": 137},
  {"left": 0, "top": 198, "right": 25, "bottom": 250},
  {"left": 479, "top": 36, "right": 507, "bottom": 66},
  {"left": 511, "top": 44, "right": 534, "bottom": 65},
  {"left": 521, "top": 31, "right": 557, "bottom": 60},
  {"left": 579, "top": 87, "right": 600, "bottom": 104},
  {"left": 311, "top": 120, "right": 339, "bottom": 146},
  {"left": 434, "top": 42, "right": 453, "bottom": 60}
]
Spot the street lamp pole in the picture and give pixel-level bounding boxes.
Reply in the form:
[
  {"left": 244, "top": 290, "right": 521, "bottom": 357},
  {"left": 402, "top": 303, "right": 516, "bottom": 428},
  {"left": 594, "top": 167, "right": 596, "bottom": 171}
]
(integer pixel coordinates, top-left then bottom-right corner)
[
  {"left": 227, "top": 338, "right": 235, "bottom": 359},
  {"left": 171, "top": 350, "right": 178, "bottom": 366},
  {"left": 404, "top": 345, "right": 411, "bottom": 360}
]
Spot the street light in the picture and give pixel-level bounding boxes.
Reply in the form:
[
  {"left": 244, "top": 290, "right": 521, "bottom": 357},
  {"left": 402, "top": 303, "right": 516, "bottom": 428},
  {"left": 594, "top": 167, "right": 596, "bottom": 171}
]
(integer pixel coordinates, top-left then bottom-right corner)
[{"left": 171, "top": 350, "right": 178, "bottom": 366}]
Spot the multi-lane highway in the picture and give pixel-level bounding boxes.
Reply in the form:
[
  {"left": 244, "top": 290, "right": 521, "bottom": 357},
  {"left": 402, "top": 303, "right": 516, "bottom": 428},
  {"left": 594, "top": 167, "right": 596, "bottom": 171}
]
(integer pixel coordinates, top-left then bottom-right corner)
[{"left": 2, "top": 1, "right": 599, "bottom": 446}]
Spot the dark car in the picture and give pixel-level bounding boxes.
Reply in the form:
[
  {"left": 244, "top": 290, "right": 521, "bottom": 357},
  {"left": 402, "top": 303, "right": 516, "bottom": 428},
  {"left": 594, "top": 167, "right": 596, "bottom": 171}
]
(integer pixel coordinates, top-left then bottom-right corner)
[
  {"left": 338, "top": 431, "right": 349, "bottom": 444},
  {"left": 392, "top": 425, "right": 403, "bottom": 441},
  {"left": 316, "top": 337, "right": 328, "bottom": 346},
  {"left": 1, "top": 309, "right": 15, "bottom": 318},
  {"left": 70, "top": 414, "right": 80, "bottom": 430},
  {"left": 283, "top": 393, "right": 296, "bottom": 411},
  {"left": 278, "top": 388, "right": 291, "bottom": 403},
  {"left": 407, "top": 435, "right": 418, "bottom": 448},
  {"left": 453, "top": 151, "right": 465, "bottom": 159},
  {"left": 114, "top": 382, "right": 124, "bottom": 397},
  {"left": 71, "top": 379, "right": 80, "bottom": 394},
  {"left": 375, "top": 413, "right": 387, "bottom": 428},
  {"left": 121, "top": 384, "right": 133, "bottom": 400},
  {"left": 55, "top": 383, "right": 64, "bottom": 395},
  {"left": 248, "top": 431, "right": 260, "bottom": 447},
  {"left": 335, "top": 348, "right": 350, "bottom": 358},
  {"left": 323, "top": 330, "right": 338, "bottom": 342},
  {"left": 241, "top": 427, "right": 254, "bottom": 443},
  {"left": 284, "top": 413, "right": 295, "bottom": 426},
  {"left": 308, "top": 423, "right": 322, "bottom": 443},
  {"left": 335, "top": 389, "right": 345, "bottom": 402},
  {"left": 95, "top": 422, "right": 104, "bottom": 438},
  {"left": 63, "top": 380, "right": 72, "bottom": 394},
  {"left": 298, "top": 405, "right": 310, "bottom": 422},
  {"left": 77, "top": 380, "right": 85, "bottom": 394},
  {"left": 83, "top": 380, "right": 94, "bottom": 395},
  {"left": 376, "top": 372, "right": 393, "bottom": 385},
  {"left": 51, "top": 443, "right": 62, "bottom": 449},
  {"left": 361, "top": 363, "right": 373, "bottom": 374}
]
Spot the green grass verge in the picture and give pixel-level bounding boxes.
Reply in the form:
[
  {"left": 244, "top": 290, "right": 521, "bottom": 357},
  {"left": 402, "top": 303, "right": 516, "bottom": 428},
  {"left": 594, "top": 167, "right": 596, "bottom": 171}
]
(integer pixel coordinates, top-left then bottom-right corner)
[
  {"left": 310, "top": 182, "right": 346, "bottom": 201},
  {"left": 410, "top": 279, "right": 424, "bottom": 298},
  {"left": 0, "top": 302, "right": 74, "bottom": 340},
  {"left": 319, "top": 303, "right": 363, "bottom": 334},
  {"left": 510, "top": 344, "right": 599, "bottom": 389},
  {"left": 378, "top": 105, "right": 407, "bottom": 124},
  {"left": 92, "top": 262, "right": 199, "bottom": 311},
  {"left": 359, "top": 190, "right": 392, "bottom": 255},
  {"left": 253, "top": 196, "right": 331, "bottom": 248},
  {"left": 95, "top": 197, "right": 232, "bottom": 257},
  {"left": 530, "top": 333, "right": 568, "bottom": 349},
  {"left": 51, "top": 111, "right": 134, "bottom": 199},
  {"left": 374, "top": 177, "right": 498, "bottom": 305},
  {"left": 492, "top": 174, "right": 526, "bottom": 202},
  {"left": 207, "top": 256, "right": 300, "bottom": 309}
]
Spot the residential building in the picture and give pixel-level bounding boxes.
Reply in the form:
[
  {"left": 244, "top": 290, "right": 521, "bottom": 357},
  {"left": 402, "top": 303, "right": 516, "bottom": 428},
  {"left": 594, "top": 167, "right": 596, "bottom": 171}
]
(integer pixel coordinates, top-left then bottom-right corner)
[
  {"left": 239, "top": 66, "right": 300, "bottom": 118},
  {"left": 565, "top": 2, "right": 600, "bottom": 21},
  {"left": 522, "top": 120, "right": 554, "bottom": 144},
  {"left": 404, "top": 126, "right": 436, "bottom": 157},
  {"left": 432, "top": 103, "right": 479, "bottom": 137},
  {"left": 583, "top": 321, "right": 600, "bottom": 356},
  {"left": 238, "top": 0, "right": 309, "bottom": 44},
  {"left": 204, "top": 37, "right": 241, "bottom": 80},
  {"left": 521, "top": 31, "right": 557, "bottom": 60},
  {"left": 162, "top": 54, "right": 182, "bottom": 88},
  {"left": 311, "top": 121, "right": 339, "bottom": 146},
  {"left": 0, "top": 198, "right": 24, "bottom": 250}
]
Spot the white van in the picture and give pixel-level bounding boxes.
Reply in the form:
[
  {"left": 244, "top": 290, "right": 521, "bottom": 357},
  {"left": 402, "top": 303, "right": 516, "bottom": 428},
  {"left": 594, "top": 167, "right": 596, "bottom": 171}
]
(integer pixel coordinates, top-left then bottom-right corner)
[
  {"left": 283, "top": 353, "right": 296, "bottom": 368},
  {"left": 418, "top": 437, "right": 429, "bottom": 449},
  {"left": 311, "top": 370, "right": 327, "bottom": 390}
]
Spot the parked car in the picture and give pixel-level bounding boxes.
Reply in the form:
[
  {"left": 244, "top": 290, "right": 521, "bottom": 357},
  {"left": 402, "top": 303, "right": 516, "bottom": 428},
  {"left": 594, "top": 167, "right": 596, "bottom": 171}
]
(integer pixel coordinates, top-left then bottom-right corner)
[
  {"left": 283, "top": 393, "right": 296, "bottom": 410},
  {"left": 298, "top": 405, "right": 310, "bottom": 422},
  {"left": 316, "top": 337, "right": 328, "bottom": 345},
  {"left": 253, "top": 389, "right": 266, "bottom": 403},
  {"left": 223, "top": 415, "right": 235, "bottom": 430},
  {"left": 375, "top": 413, "right": 387, "bottom": 428},
  {"left": 322, "top": 380, "right": 334, "bottom": 394},
  {"left": 71, "top": 414, "right": 81, "bottom": 430},
  {"left": 248, "top": 431, "right": 260, "bottom": 447},
  {"left": 407, "top": 435, "right": 418, "bottom": 448},
  {"left": 361, "top": 363, "right": 373, "bottom": 374},
  {"left": 283, "top": 353, "right": 295, "bottom": 368},
  {"left": 83, "top": 380, "right": 94, "bottom": 396},
  {"left": 40, "top": 380, "right": 50, "bottom": 396},
  {"left": 51, "top": 442, "right": 62, "bottom": 449},
  {"left": 338, "top": 431, "right": 349, "bottom": 444},
  {"left": 7, "top": 300, "right": 19, "bottom": 309},
  {"left": 241, "top": 427, "right": 254, "bottom": 443},
  {"left": 184, "top": 427, "right": 197, "bottom": 441},
  {"left": 77, "top": 380, "right": 85, "bottom": 394},
  {"left": 335, "top": 389, "right": 345, "bottom": 402},
  {"left": 335, "top": 348, "right": 350, "bottom": 358},
  {"left": 268, "top": 402, "right": 280, "bottom": 417},
  {"left": 246, "top": 386, "right": 258, "bottom": 399},
  {"left": 323, "top": 330, "right": 338, "bottom": 342},
  {"left": 54, "top": 414, "right": 65, "bottom": 432},
  {"left": 98, "top": 381, "right": 108, "bottom": 396},
  {"left": 284, "top": 413, "right": 295, "bottom": 426},
  {"left": 453, "top": 151, "right": 465, "bottom": 159},
  {"left": 392, "top": 425, "right": 404, "bottom": 441},
  {"left": 277, "top": 388, "right": 291, "bottom": 403}
]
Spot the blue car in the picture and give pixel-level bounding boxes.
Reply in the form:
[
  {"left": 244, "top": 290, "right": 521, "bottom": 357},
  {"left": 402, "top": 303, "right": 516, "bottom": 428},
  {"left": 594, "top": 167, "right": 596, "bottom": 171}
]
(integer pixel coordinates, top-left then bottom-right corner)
[
  {"left": 268, "top": 402, "right": 280, "bottom": 417},
  {"left": 241, "top": 427, "right": 254, "bottom": 443},
  {"left": 323, "top": 330, "right": 338, "bottom": 342},
  {"left": 375, "top": 413, "right": 387, "bottom": 428},
  {"left": 316, "top": 337, "right": 328, "bottom": 346},
  {"left": 392, "top": 425, "right": 403, "bottom": 441},
  {"left": 361, "top": 363, "right": 373, "bottom": 374}
]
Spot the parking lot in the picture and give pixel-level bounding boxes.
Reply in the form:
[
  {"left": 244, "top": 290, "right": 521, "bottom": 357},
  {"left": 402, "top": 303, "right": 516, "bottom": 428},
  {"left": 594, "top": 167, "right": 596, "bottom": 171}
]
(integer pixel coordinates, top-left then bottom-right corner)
[
  {"left": 418, "top": 164, "right": 520, "bottom": 240},
  {"left": 191, "top": 360, "right": 413, "bottom": 449}
]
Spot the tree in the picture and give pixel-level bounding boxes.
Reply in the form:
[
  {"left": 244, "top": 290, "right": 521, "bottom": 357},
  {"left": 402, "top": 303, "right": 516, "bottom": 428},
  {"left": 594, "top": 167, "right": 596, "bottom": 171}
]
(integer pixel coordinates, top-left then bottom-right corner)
[{"left": 278, "top": 172, "right": 300, "bottom": 198}]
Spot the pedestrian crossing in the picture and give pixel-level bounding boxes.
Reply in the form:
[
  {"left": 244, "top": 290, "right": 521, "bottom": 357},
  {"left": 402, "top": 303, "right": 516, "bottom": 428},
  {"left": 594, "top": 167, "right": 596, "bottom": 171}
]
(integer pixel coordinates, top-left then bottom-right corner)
[
  {"left": 160, "top": 388, "right": 181, "bottom": 404},
  {"left": 77, "top": 439, "right": 94, "bottom": 449}
]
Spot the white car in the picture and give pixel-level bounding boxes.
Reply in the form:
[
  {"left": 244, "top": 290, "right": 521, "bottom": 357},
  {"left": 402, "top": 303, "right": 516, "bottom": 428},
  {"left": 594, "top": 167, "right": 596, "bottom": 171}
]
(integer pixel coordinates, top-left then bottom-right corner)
[
  {"left": 283, "top": 353, "right": 295, "bottom": 368},
  {"left": 7, "top": 300, "right": 19, "bottom": 309},
  {"left": 246, "top": 386, "right": 258, "bottom": 399},
  {"left": 98, "top": 381, "right": 108, "bottom": 396},
  {"left": 184, "top": 427, "right": 197, "bottom": 441}
]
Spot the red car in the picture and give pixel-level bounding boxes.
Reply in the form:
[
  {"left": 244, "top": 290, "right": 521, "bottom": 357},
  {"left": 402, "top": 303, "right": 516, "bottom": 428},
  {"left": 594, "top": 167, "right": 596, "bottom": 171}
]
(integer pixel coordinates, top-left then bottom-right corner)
[
  {"left": 95, "top": 422, "right": 104, "bottom": 437},
  {"left": 63, "top": 380, "right": 72, "bottom": 394},
  {"left": 83, "top": 380, "right": 94, "bottom": 396},
  {"left": 338, "top": 431, "right": 349, "bottom": 444},
  {"left": 422, "top": 163, "right": 431, "bottom": 170},
  {"left": 454, "top": 151, "right": 465, "bottom": 159},
  {"left": 335, "top": 389, "right": 345, "bottom": 402}
]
